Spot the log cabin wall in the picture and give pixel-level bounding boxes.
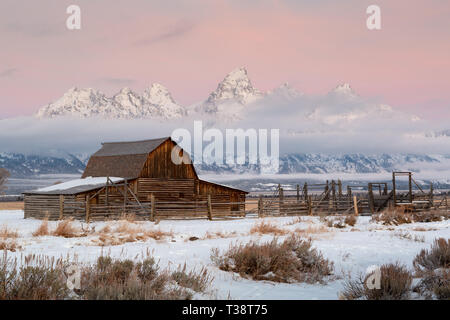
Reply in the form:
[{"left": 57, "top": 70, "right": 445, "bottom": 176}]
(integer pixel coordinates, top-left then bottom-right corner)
[{"left": 139, "top": 139, "right": 197, "bottom": 179}]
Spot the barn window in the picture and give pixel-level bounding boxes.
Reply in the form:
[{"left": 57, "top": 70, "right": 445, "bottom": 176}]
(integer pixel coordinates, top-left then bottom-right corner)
[{"left": 179, "top": 192, "right": 184, "bottom": 198}]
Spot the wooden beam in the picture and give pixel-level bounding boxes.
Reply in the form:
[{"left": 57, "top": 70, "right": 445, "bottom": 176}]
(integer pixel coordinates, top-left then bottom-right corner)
[
  {"left": 353, "top": 195, "right": 359, "bottom": 216},
  {"left": 59, "top": 195, "right": 64, "bottom": 220},
  {"left": 150, "top": 193, "right": 155, "bottom": 221},
  {"left": 207, "top": 194, "right": 212, "bottom": 221},
  {"left": 258, "top": 195, "right": 263, "bottom": 218},
  {"left": 85, "top": 197, "right": 90, "bottom": 223}
]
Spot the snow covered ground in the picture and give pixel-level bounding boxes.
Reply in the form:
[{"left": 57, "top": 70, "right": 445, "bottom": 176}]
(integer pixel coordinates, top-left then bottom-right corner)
[{"left": 0, "top": 210, "right": 448, "bottom": 300}]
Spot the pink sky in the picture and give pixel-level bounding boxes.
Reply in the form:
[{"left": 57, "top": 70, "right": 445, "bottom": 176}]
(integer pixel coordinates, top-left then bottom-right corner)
[{"left": 0, "top": 0, "right": 449, "bottom": 119}]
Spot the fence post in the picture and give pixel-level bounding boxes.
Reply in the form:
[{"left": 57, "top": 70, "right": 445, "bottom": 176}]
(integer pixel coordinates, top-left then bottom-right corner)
[
  {"left": 150, "top": 193, "right": 155, "bottom": 221},
  {"left": 368, "top": 183, "right": 375, "bottom": 214},
  {"left": 303, "top": 182, "right": 308, "bottom": 201},
  {"left": 123, "top": 179, "right": 128, "bottom": 217},
  {"left": 408, "top": 173, "right": 413, "bottom": 204},
  {"left": 296, "top": 184, "right": 300, "bottom": 202},
  {"left": 258, "top": 195, "right": 263, "bottom": 218},
  {"left": 338, "top": 180, "right": 342, "bottom": 197},
  {"left": 85, "top": 198, "right": 90, "bottom": 223},
  {"left": 59, "top": 194, "right": 64, "bottom": 220},
  {"left": 279, "top": 188, "right": 284, "bottom": 215},
  {"left": 429, "top": 183, "right": 434, "bottom": 208},
  {"left": 347, "top": 186, "right": 352, "bottom": 207},
  {"left": 207, "top": 194, "right": 213, "bottom": 221},
  {"left": 308, "top": 195, "right": 312, "bottom": 216},
  {"left": 106, "top": 177, "right": 109, "bottom": 206},
  {"left": 331, "top": 180, "right": 336, "bottom": 211},
  {"left": 353, "top": 195, "right": 359, "bottom": 216}
]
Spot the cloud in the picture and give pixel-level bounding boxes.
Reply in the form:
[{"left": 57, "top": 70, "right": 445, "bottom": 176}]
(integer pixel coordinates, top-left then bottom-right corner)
[
  {"left": 98, "top": 78, "right": 136, "bottom": 86},
  {"left": 0, "top": 82, "right": 449, "bottom": 156},
  {"left": 0, "top": 68, "right": 17, "bottom": 78},
  {"left": 134, "top": 20, "right": 195, "bottom": 46}
]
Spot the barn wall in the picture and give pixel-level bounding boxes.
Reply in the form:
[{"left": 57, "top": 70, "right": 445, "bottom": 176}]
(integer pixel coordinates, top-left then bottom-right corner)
[
  {"left": 139, "top": 140, "right": 197, "bottom": 179},
  {"left": 24, "top": 179, "right": 246, "bottom": 221}
]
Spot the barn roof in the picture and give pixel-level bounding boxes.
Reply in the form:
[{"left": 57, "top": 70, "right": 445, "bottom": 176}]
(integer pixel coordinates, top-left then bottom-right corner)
[
  {"left": 82, "top": 137, "right": 171, "bottom": 179},
  {"left": 24, "top": 177, "right": 124, "bottom": 195},
  {"left": 93, "top": 137, "right": 170, "bottom": 157}
]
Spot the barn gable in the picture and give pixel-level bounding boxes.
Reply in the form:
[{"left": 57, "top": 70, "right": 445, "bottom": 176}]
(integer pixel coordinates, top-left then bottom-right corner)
[{"left": 81, "top": 137, "right": 197, "bottom": 179}]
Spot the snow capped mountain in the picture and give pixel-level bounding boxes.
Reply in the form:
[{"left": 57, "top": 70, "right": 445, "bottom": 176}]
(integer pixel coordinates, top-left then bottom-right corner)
[
  {"left": 34, "top": 67, "right": 418, "bottom": 126},
  {"left": 205, "top": 67, "right": 263, "bottom": 107},
  {"left": 36, "top": 87, "right": 113, "bottom": 118},
  {"left": 193, "top": 67, "right": 264, "bottom": 119},
  {"left": 0, "top": 152, "right": 86, "bottom": 177},
  {"left": 2, "top": 152, "right": 449, "bottom": 178},
  {"left": 331, "top": 83, "right": 357, "bottom": 98},
  {"left": 267, "top": 83, "right": 302, "bottom": 100},
  {"left": 36, "top": 83, "right": 184, "bottom": 120},
  {"left": 143, "top": 83, "right": 186, "bottom": 118}
]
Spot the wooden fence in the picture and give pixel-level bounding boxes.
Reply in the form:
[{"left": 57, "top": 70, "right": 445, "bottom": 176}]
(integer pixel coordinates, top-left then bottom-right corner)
[{"left": 45, "top": 195, "right": 247, "bottom": 222}]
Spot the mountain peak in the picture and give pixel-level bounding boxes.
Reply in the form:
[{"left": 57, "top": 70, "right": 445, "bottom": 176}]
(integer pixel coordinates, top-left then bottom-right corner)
[
  {"left": 224, "top": 67, "right": 249, "bottom": 81},
  {"left": 202, "top": 67, "right": 263, "bottom": 112},
  {"left": 332, "top": 83, "right": 356, "bottom": 96},
  {"left": 268, "top": 82, "right": 302, "bottom": 99}
]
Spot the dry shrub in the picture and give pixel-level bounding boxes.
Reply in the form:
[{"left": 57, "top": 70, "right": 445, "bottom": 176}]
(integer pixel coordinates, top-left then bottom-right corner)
[
  {"left": 0, "top": 226, "right": 18, "bottom": 239},
  {"left": 413, "top": 238, "right": 450, "bottom": 273},
  {"left": 250, "top": 221, "right": 287, "bottom": 235},
  {"left": 341, "top": 262, "right": 413, "bottom": 300},
  {"left": 202, "top": 231, "right": 238, "bottom": 240},
  {"left": 171, "top": 263, "right": 213, "bottom": 293},
  {"left": 344, "top": 215, "right": 358, "bottom": 227},
  {"left": 414, "top": 268, "right": 450, "bottom": 300},
  {"left": 412, "top": 227, "right": 436, "bottom": 232},
  {"left": 320, "top": 215, "right": 356, "bottom": 229},
  {"left": 32, "top": 219, "right": 49, "bottom": 237},
  {"left": 295, "top": 225, "right": 329, "bottom": 235},
  {"left": 372, "top": 208, "right": 448, "bottom": 226},
  {"left": 371, "top": 207, "right": 411, "bottom": 225},
  {"left": 211, "top": 235, "right": 333, "bottom": 284},
  {"left": 145, "top": 229, "right": 173, "bottom": 241},
  {"left": 0, "top": 252, "right": 211, "bottom": 300},
  {"left": 80, "top": 255, "right": 210, "bottom": 300},
  {"left": 284, "top": 217, "right": 303, "bottom": 226},
  {"left": 52, "top": 219, "right": 82, "bottom": 238},
  {"left": 0, "top": 253, "right": 70, "bottom": 299},
  {"left": 92, "top": 221, "right": 173, "bottom": 246},
  {"left": 413, "top": 239, "right": 450, "bottom": 300},
  {"left": 0, "top": 239, "right": 21, "bottom": 252},
  {"left": 393, "top": 231, "right": 425, "bottom": 243}
]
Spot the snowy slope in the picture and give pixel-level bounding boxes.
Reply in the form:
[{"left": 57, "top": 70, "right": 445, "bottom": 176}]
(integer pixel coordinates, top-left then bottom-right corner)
[
  {"left": 1, "top": 210, "right": 448, "bottom": 299},
  {"left": 36, "top": 84, "right": 185, "bottom": 120}
]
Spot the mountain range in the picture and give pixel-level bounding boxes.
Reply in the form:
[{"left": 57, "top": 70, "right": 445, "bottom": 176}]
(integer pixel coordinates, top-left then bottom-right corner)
[
  {"left": 2, "top": 151, "right": 449, "bottom": 178},
  {"left": 35, "top": 68, "right": 308, "bottom": 120}
]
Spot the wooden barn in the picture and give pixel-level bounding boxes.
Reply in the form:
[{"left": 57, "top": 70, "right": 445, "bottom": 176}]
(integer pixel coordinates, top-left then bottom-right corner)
[{"left": 24, "top": 137, "right": 247, "bottom": 221}]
